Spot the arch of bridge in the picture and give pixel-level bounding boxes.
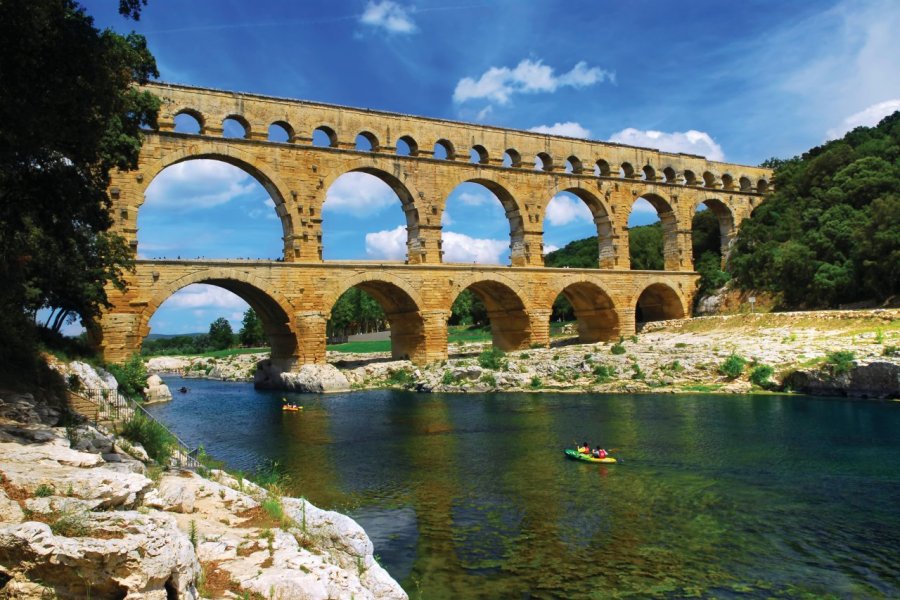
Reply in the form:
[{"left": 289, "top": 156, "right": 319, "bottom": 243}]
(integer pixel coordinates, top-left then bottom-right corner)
[
  {"left": 137, "top": 267, "right": 298, "bottom": 357},
  {"left": 320, "top": 271, "right": 427, "bottom": 317},
  {"left": 135, "top": 139, "right": 296, "bottom": 240},
  {"left": 631, "top": 279, "right": 690, "bottom": 319},
  {"left": 446, "top": 271, "right": 531, "bottom": 313}
]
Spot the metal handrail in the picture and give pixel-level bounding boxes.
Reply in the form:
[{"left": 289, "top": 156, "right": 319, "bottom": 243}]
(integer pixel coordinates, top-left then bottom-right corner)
[{"left": 76, "top": 388, "right": 201, "bottom": 469}]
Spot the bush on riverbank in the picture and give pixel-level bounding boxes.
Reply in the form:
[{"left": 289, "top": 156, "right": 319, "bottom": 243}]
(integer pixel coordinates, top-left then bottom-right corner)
[
  {"left": 719, "top": 353, "right": 748, "bottom": 379},
  {"left": 120, "top": 412, "right": 175, "bottom": 464},
  {"left": 107, "top": 354, "right": 149, "bottom": 400}
]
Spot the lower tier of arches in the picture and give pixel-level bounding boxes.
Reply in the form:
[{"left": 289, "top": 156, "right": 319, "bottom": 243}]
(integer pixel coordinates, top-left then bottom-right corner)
[{"left": 95, "top": 261, "right": 696, "bottom": 369}]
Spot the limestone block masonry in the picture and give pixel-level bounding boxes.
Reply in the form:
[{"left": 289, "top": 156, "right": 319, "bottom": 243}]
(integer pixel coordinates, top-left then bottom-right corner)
[{"left": 98, "top": 82, "right": 773, "bottom": 369}]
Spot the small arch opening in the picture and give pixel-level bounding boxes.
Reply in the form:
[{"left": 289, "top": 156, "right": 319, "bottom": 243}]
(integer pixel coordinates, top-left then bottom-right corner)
[
  {"left": 534, "top": 152, "right": 553, "bottom": 172},
  {"left": 620, "top": 162, "right": 635, "bottom": 178},
  {"left": 739, "top": 176, "right": 752, "bottom": 192},
  {"left": 757, "top": 179, "right": 769, "bottom": 193},
  {"left": 434, "top": 139, "right": 454, "bottom": 160},
  {"left": 397, "top": 135, "right": 418, "bottom": 156},
  {"left": 642, "top": 165, "right": 656, "bottom": 181},
  {"left": 702, "top": 171, "right": 718, "bottom": 188},
  {"left": 174, "top": 111, "right": 203, "bottom": 134},
  {"left": 503, "top": 149, "right": 521, "bottom": 167},
  {"left": 222, "top": 116, "right": 250, "bottom": 139},
  {"left": 268, "top": 122, "right": 293, "bottom": 143},
  {"left": 312, "top": 126, "right": 338, "bottom": 148},
  {"left": 565, "top": 156, "right": 583, "bottom": 174},
  {"left": 662, "top": 167, "right": 677, "bottom": 183},
  {"left": 594, "top": 159, "right": 611, "bottom": 177},
  {"left": 721, "top": 174, "right": 734, "bottom": 190},
  {"left": 470, "top": 145, "right": 489, "bottom": 165},
  {"left": 683, "top": 170, "right": 698, "bottom": 185},
  {"left": 355, "top": 131, "right": 379, "bottom": 152}
]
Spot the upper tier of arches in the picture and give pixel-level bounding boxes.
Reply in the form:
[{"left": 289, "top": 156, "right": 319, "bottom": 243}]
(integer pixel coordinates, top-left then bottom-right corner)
[{"left": 152, "top": 82, "right": 771, "bottom": 194}]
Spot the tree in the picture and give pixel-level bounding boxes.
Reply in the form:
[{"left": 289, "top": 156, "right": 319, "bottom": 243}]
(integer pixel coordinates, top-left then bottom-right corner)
[
  {"left": 238, "top": 308, "right": 266, "bottom": 347},
  {"left": 208, "top": 318, "right": 234, "bottom": 351},
  {"left": 0, "top": 0, "right": 159, "bottom": 382}
]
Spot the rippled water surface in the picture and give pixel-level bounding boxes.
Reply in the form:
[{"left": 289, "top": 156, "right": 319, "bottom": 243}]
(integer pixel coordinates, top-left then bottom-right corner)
[{"left": 148, "top": 377, "right": 900, "bottom": 599}]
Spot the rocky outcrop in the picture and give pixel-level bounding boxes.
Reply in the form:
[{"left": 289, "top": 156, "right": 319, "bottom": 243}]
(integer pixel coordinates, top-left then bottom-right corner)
[
  {"left": 784, "top": 361, "right": 899, "bottom": 399},
  {"left": 0, "top": 386, "right": 407, "bottom": 600},
  {"left": 144, "top": 373, "right": 173, "bottom": 404},
  {"left": 255, "top": 360, "right": 350, "bottom": 393}
]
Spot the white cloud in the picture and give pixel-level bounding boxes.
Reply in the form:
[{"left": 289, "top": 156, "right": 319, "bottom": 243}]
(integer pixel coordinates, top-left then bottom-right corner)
[
  {"left": 608, "top": 128, "right": 725, "bottom": 161},
  {"left": 442, "top": 232, "right": 507, "bottom": 264},
  {"left": 476, "top": 105, "right": 493, "bottom": 121},
  {"left": 164, "top": 284, "right": 249, "bottom": 310},
  {"left": 542, "top": 244, "right": 559, "bottom": 255},
  {"left": 632, "top": 198, "right": 659, "bottom": 216},
  {"left": 454, "top": 59, "right": 613, "bottom": 104},
  {"left": 826, "top": 99, "right": 900, "bottom": 139},
  {"left": 545, "top": 194, "right": 592, "bottom": 226},
  {"left": 365, "top": 225, "right": 407, "bottom": 260},
  {"left": 457, "top": 191, "right": 489, "bottom": 206},
  {"left": 324, "top": 172, "right": 399, "bottom": 217},
  {"left": 441, "top": 210, "right": 453, "bottom": 226},
  {"left": 144, "top": 160, "right": 257, "bottom": 210},
  {"left": 529, "top": 122, "right": 591, "bottom": 138},
  {"left": 248, "top": 197, "right": 278, "bottom": 220},
  {"left": 359, "top": 1, "right": 416, "bottom": 34}
]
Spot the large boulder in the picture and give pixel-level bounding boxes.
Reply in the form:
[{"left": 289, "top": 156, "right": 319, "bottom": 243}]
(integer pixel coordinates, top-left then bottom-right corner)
[
  {"left": 144, "top": 374, "right": 173, "bottom": 404},
  {"left": 784, "top": 361, "right": 899, "bottom": 399},
  {"left": 255, "top": 361, "right": 350, "bottom": 393},
  {"left": 0, "top": 513, "right": 200, "bottom": 599}
]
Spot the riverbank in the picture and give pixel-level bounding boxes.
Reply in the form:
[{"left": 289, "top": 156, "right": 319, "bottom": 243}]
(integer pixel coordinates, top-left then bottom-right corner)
[
  {"left": 147, "top": 309, "right": 899, "bottom": 399},
  {"left": 0, "top": 388, "right": 406, "bottom": 599}
]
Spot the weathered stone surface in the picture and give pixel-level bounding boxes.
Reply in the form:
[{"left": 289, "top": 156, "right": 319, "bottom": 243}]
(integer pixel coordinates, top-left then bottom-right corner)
[
  {"left": 0, "top": 514, "right": 200, "bottom": 599},
  {"left": 0, "top": 490, "right": 23, "bottom": 524},
  {"left": 144, "top": 373, "right": 173, "bottom": 404},
  {"left": 785, "top": 361, "right": 899, "bottom": 399},
  {"left": 68, "top": 424, "right": 115, "bottom": 454},
  {"left": 256, "top": 361, "right": 350, "bottom": 393}
]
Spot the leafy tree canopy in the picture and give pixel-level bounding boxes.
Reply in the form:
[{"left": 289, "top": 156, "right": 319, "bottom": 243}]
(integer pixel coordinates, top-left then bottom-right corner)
[
  {"left": 0, "top": 0, "right": 159, "bottom": 380},
  {"left": 239, "top": 308, "right": 266, "bottom": 347},
  {"left": 208, "top": 318, "right": 234, "bottom": 351},
  {"left": 728, "top": 112, "right": 900, "bottom": 307}
]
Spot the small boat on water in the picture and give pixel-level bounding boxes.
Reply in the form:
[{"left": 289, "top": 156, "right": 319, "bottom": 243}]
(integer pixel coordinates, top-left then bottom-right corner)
[
  {"left": 282, "top": 404, "right": 302, "bottom": 412},
  {"left": 564, "top": 449, "right": 617, "bottom": 464}
]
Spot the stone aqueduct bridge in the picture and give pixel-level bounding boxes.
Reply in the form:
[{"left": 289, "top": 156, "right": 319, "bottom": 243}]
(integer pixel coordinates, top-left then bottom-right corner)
[{"left": 98, "top": 83, "right": 772, "bottom": 369}]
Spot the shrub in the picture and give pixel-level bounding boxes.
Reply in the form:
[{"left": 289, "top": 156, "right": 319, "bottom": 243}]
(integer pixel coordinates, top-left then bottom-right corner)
[
  {"left": 674, "top": 342, "right": 688, "bottom": 348},
  {"left": 107, "top": 354, "right": 148, "bottom": 400},
  {"left": 665, "top": 360, "right": 684, "bottom": 373},
  {"left": 66, "top": 373, "right": 81, "bottom": 391},
  {"left": 35, "top": 484, "right": 54, "bottom": 498},
  {"left": 874, "top": 328, "right": 885, "bottom": 344},
  {"left": 529, "top": 376, "right": 542, "bottom": 389},
  {"left": 610, "top": 342, "right": 626, "bottom": 355},
  {"left": 630, "top": 362, "right": 645, "bottom": 380},
  {"left": 884, "top": 345, "right": 899, "bottom": 357},
  {"left": 629, "top": 335, "right": 638, "bottom": 343},
  {"left": 386, "top": 369, "right": 413, "bottom": 386},
  {"left": 518, "top": 352, "right": 530, "bottom": 359},
  {"left": 719, "top": 353, "right": 747, "bottom": 379},
  {"left": 441, "top": 370, "right": 456, "bottom": 385},
  {"left": 478, "top": 348, "right": 508, "bottom": 370},
  {"left": 50, "top": 509, "right": 89, "bottom": 537},
  {"left": 480, "top": 372, "right": 497, "bottom": 387},
  {"left": 120, "top": 412, "right": 175, "bottom": 464},
  {"left": 825, "top": 351, "right": 855, "bottom": 375},
  {"left": 749, "top": 364, "right": 775, "bottom": 387},
  {"left": 552, "top": 353, "right": 560, "bottom": 361},
  {"left": 593, "top": 364, "right": 616, "bottom": 383}
]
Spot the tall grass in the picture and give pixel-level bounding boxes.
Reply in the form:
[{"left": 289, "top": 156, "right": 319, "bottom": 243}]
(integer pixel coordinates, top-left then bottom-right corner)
[{"left": 120, "top": 411, "right": 175, "bottom": 464}]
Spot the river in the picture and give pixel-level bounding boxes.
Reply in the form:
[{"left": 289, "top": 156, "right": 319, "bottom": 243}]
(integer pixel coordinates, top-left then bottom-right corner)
[{"left": 147, "top": 376, "right": 900, "bottom": 599}]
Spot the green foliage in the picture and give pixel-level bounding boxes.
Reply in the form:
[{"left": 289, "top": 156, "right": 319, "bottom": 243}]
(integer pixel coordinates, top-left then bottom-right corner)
[
  {"left": 663, "top": 360, "right": 684, "bottom": 373},
  {"left": 675, "top": 342, "right": 688, "bottom": 348},
  {"left": 592, "top": 364, "right": 616, "bottom": 383},
  {"left": 327, "top": 288, "right": 386, "bottom": 337},
  {"left": 629, "top": 223, "right": 664, "bottom": 270},
  {"left": 825, "top": 350, "right": 856, "bottom": 375},
  {"left": 120, "top": 411, "right": 175, "bottom": 464},
  {"left": 50, "top": 509, "right": 90, "bottom": 537},
  {"left": 749, "top": 364, "right": 775, "bottom": 387},
  {"left": 441, "top": 370, "right": 456, "bottom": 385},
  {"left": 719, "top": 353, "right": 748, "bottom": 379},
  {"left": 480, "top": 372, "right": 497, "bottom": 387},
  {"left": 208, "top": 317, "right": 235, "bottom": 351},
  {"left": 883, "top": 345, "right": 899, "bottom": 357},
  {"left": 35, "top": 484, "right": 54, "bottom": 498},
  {"left": 630, "top": 362, "right": 645, "bottom": 380},
  {"left": 529, "top": 375, "right": 542, "bottom": 389},
  {"left": 478, "top": 348, "right": 508, "bottom": 370},
  {"left": 386, "top": 368, "right": 413, "bottom": 386},
  {"left": 189, "top": 519, "right": 198, "bottom": 548},
  {"left": 107, "top": 354, "right": 148, "bottom": 399},
  {"left": 252, "top": 460, "right": 289, "bottom": 488},
  {"left": 0, "top": 1, "right": 159, "bottom": 386},
  {"left": 728, "top": 112, "right": 900, "bottom": 307},
  {"left": 239, "top": 308, "right": 266, "bottom": 347},
  {"left": 449, "top": 289, "right": 487, "bottom": 326},
  {"left": 610, "top": 341, "right": 627, "bottom": 355}
]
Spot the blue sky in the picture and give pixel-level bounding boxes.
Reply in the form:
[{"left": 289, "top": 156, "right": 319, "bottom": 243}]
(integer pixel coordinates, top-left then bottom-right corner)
[{"left": 75, "top": 0, "right": 900, "bottom": 335}]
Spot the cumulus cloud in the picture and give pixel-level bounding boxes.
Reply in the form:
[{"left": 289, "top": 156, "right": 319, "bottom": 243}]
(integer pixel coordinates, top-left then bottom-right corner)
[
  {"left": 247, "top": 197, "right": 278, "bottom": 221},
  {"left": 457, "top": 191, "right": 490, "bottom": 206},
  {"left": 826, "top": 99, "right": 900, "bottom": 139},
  {"left": 543, "top": 244, "right": 559, "bottom": 255},
  {"left": 454, "top": 59, "right": 613, "bottom": 104},
  {"left": 441, "top": 210, "right": 453, "bottom": 226},
  {"left": 442, "top": 232, "right": 507, "bottom": 264},
  {"left": 545, "top": 194, "right": 592, "bottom": 226},
  {"left": 324, "top": 172, "right": 399, "bottom": 217},
  {"left": 144, "top": 160, "right": 258, "bottom": 210},
  {"left": 608, "top": 128, "right": 725, "bottom": 162},
  {"left": 529, "top": 122, "right": 591, "bottom": 138},
  {"left": 164, "top": 284, "right": 249, "bottom": 310},
  {"left": 365, "top": 225, "right": 407, "bottom": 260},
  {"left": 632, "top": 197, "right": 660, "bottom": 216},
  {"left": 359, "top": 1, "right": 416, "bottom": 34}
]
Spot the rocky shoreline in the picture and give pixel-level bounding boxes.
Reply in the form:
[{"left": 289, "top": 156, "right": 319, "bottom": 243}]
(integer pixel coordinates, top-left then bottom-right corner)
[
  {"left": 147, "top": 310, "right": 900, "bottom": 399},
  {"left": 0, "top": 388, "right": 407, "bottom": 599}
]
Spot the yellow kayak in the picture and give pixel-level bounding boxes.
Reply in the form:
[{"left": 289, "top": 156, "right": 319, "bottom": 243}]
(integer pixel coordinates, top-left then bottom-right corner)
[{"left": 564, "top": 449, "right": 617, "bottom": 464}]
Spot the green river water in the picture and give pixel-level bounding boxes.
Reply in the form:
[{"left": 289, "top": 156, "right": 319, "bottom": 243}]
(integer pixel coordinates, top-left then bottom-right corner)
[{"left": 147, "top": 377, "right": 900, "bottom": 599}]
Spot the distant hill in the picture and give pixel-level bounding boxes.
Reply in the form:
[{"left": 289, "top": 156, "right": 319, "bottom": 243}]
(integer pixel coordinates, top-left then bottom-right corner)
[
  {"left": 144, "top": 332, "right": 205, "bottom": 341},
  {"left": 545, "top": 222, "right": 664, "bottom": 270}
]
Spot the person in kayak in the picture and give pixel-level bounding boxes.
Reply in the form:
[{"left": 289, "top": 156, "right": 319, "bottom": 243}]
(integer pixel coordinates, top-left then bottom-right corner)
[
  {"left": 578, "top": 442, "right": 591, "bottom": 454},
  {"left": 592, "top": 446, "right": 608, "bottom": 459}
]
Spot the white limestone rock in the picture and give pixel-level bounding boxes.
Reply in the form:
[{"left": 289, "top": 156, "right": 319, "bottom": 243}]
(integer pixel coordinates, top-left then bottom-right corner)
[
  {"left": 256, "top": 361, "right": 350, "bottom": 393},
  {"left": 144, "top": 374, "right": 173, "bottom": 404},
  {"left": 0, "top": 490, "right": 23, "bottom": 524}
]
